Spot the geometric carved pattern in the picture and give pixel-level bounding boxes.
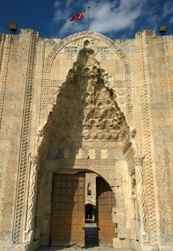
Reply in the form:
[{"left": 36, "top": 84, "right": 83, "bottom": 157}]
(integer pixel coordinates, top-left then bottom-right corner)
[
  {"left": 40, "top": 32, "right": 131, "bottom": 131},
  {"left": 39, "top": 40, "right": 129, "bottom": 162},
  {"left": 12, "top": 32, "right": 37, "bottom": 243},
  {"left": 135, "top": 156, "right": 146, "bottom": 239},
  {"left": 45, "top": 31, "right": 129, "bottom": 73},
  {"left": 140, "top": 47, "right": 159, "bottom": 244},
  {"left": 39, "top": 79, "right": 61, "bottom": 122},
  {"left": 0, "top": 36, "right": 12, "bottom": 230},
  {"left": 24, "top": 157, "right": 38, "bottom": 242},
  {"left": 0, "top": 36, "right": 11, "bottom": 130},
  {"left": 79, "top": 44, "right": 129, "bottom": 142}
]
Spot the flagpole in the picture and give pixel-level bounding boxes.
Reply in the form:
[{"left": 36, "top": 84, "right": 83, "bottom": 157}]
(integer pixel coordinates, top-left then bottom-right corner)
[{"left": 87, "top": 5, "right": 90, "bottom": 31}]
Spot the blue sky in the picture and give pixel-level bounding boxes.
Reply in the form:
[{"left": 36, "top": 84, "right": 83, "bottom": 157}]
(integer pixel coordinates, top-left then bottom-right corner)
[{"left": 0, "top": 0, "right": 173, "bottom": 39}]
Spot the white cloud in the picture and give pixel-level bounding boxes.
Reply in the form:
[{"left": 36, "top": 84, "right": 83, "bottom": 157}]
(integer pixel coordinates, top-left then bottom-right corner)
[
  {"left": 89, "top": 0, "right": 144, "bottom": 33},
  {"left": 59, "top": 21, "right": 86, "bottom": 36},
  {"left": 53, "top": 0, "right": 146, "bottom": 36},
  {"left": 53, "top": 1, "right": 70, "bottom": 22}
]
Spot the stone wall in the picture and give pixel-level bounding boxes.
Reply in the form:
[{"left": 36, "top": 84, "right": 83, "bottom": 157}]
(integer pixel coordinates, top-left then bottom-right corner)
[
  {"left": 143, "top": 33, "right": 173, "bottom": 248},
  {"left": 0, "top": 29, "right": 173, "bottom": 251},
  {"left": 0, "top": 30, "right": 38, "bottom": 247}
]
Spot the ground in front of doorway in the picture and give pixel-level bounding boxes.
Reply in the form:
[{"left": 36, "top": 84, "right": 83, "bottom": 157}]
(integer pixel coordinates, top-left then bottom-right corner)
[{"left": 37, "top": 247, "right": 132, "bottom": 251}]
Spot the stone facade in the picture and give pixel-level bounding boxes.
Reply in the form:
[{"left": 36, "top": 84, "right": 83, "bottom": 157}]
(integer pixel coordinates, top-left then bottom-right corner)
[{"left": 0, "top": 29, "right": 173, "bottom": 251}]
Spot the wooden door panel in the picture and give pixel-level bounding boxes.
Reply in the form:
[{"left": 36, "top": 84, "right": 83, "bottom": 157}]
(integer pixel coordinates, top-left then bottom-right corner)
[
  {"left": 96, "top": 177, "right": 115, "bottom": 247},
  {"left": 51, "top": 173, "right": 85, "bottom": 247}
]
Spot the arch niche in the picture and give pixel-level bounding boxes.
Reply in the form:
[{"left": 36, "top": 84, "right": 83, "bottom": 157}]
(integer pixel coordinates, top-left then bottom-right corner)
[
  {"left": 40, "top": 31, "right": 132, "bottom": 126},
  {"left": 31, "top": 39, "right": 140, "bottom": 250},
  {"left": 21, "top": 34, "right": 141, "bottom": 251}
]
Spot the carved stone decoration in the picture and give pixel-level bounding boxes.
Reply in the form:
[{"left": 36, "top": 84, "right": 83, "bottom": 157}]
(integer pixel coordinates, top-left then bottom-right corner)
[
  {"left": 1, "top": 29, "right": 173, "bottom": 251},
  {"left": 0, "top": 35, "right": 11, "bottom": 130},
  {"left": 135, "top": 156, "right": 147, "bottom": 243},
  {"left": 45, "top": 31, "right": 129, "bottom": 73},
  {"left": 24, "top": 156, "right": 38, "bottom": 243},
  {"left": 12, "top": 32, "right": 38, "bottom": 244},
  {"left": 76, "top": 41, "right": 129, "bottom": 142},
  {"left": 39, "top": 31, "right": 131, "bottom": 126},
  {"left": 140, "top": 44, "right": 160, "bottom": 244},
  {"left": 129, "top": 127, "right": 147, "bottom": 244},
  {"left": 38, "top": 40, "right": 130, "bottom": 163},
  {"left": 32, "top": 40, "right": 136, "bottom": 250}
]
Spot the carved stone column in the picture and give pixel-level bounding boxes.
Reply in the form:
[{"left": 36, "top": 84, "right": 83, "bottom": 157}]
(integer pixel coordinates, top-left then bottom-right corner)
[
  {"left": 24, "top": 156, "right": 38, "bottom": 244},
  {"left": 135, "top": 156, "right": 148, "bottom": 245},
  {"left": 113, "top": 160, "right": 130, "bottom": 249}
]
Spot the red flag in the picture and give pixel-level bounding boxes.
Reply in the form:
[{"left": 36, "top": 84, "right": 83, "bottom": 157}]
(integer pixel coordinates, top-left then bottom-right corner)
[{"left": 70, "top": 11, "right": 85, "bottom": 22}]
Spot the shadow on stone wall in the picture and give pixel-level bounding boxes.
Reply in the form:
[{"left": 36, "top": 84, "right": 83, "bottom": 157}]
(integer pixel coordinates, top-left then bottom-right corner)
[
  {"left": 35, "top": 40, "right": 129, "bottom": 247},
  {"left": 37, "top": 41, "right": 92, "bottom": 247}
]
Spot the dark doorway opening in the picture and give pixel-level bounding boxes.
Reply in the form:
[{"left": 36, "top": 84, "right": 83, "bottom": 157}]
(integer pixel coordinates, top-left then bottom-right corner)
[{"left": 85, "top": 203, "right": 96, "bottom": 222}]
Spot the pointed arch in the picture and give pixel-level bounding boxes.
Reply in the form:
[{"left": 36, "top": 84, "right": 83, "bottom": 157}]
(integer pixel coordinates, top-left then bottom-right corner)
[{"left": 44, "top": 31, "right": 129, "bottom": 78}]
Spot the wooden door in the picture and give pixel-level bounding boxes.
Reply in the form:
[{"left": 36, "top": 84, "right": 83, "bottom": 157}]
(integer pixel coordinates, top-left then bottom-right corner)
[
  {"left": 50, "top": 173, "right": 85, "bottom": 247},
  {"left": 96, "top": 177, "right": 115, "bottom": 247}
]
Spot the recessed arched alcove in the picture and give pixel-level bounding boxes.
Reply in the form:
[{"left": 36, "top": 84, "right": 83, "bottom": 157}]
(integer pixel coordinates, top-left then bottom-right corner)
[
  {"left": 33, "top": 40, "right": 139, "bottom": 250},
  {"left": 40, "top": 31, "right": 132, "bottom": 132}
]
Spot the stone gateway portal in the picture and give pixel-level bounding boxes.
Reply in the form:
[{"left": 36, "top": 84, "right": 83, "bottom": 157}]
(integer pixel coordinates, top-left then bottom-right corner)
[
  {"left": 50, "top": 173, "right": 116, "bottom": 248},
  {"left": 0, "top": 29, "right": 173, "bottom": 251},
  {"left": 49, "top": 172, "right": 116, "bottom": 249},
  {"left": 35, "top": 40, "right": 135, "bottom": 250}
]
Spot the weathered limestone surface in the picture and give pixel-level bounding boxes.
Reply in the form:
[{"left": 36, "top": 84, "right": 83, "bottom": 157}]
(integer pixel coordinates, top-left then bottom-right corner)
[{"left": 0, "top": 29, "right": 172, "bottom": 251}]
